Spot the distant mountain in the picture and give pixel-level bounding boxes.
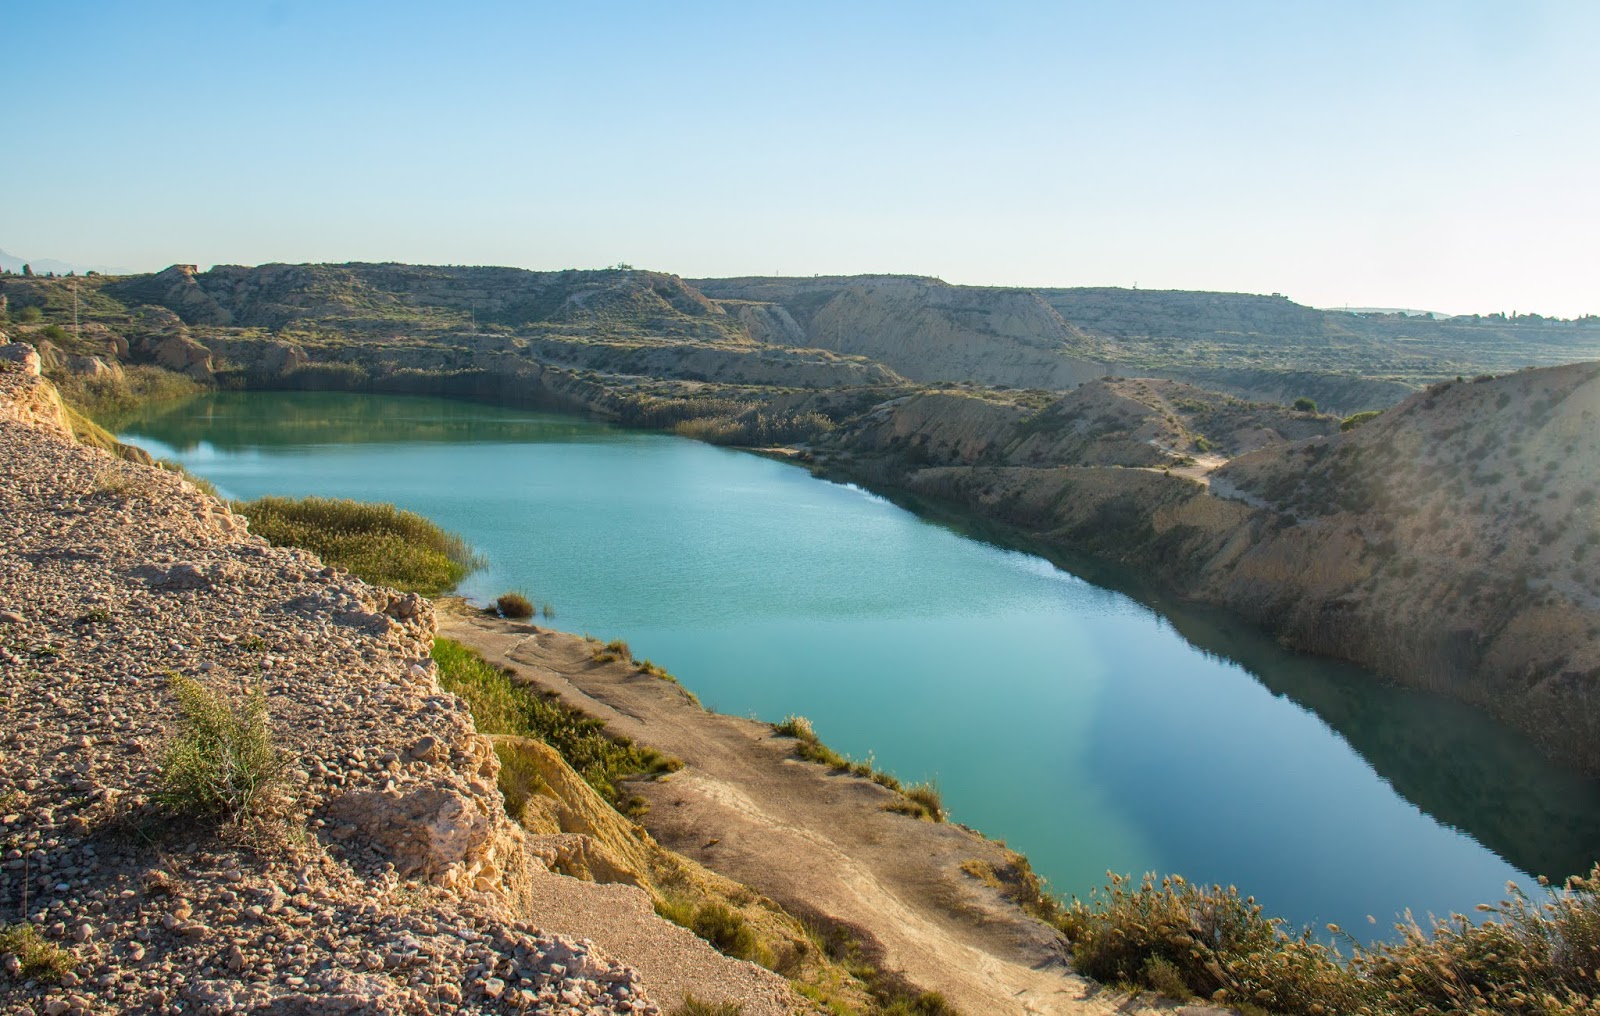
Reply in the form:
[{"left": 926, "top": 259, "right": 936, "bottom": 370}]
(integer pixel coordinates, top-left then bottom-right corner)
[{"left": 0, "top": 247, "right": 135, "bottom": 277}]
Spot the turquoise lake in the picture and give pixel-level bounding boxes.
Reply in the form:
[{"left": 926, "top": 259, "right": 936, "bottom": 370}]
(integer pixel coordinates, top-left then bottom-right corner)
[{"left": 118, "top": 390, "right": 1600, "bottom": 938}]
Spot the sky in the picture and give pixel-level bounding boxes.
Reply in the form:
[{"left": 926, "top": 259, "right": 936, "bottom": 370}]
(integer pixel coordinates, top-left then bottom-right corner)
[{"left": 3, "top": 1, "right": 1597, "bottom": 316}]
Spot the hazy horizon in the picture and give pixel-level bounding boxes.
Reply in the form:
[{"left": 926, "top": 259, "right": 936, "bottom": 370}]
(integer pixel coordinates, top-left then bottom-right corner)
[{"left": 4, "top": 1, "right": 1596, "bottom": 318}]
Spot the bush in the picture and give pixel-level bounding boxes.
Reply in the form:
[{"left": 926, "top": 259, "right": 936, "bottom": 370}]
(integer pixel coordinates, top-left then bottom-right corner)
[
  {"left": 15, "top": 305, "right": 42, "bottom": 323},
  {"left": 1293, "top": 396, "right": 1318, "bottom": 412},
  {"left": 496, "top": 591, "right": 534, "bottom": 618},
  {"left": 1340, "top": 410, "right": 1382, "bottom": 432},
  {"left": 235, "top": 495, "right": 481, "bottom": 595},
  {"left": 158, "top": 674, "right": 288, "bottom": 820}
]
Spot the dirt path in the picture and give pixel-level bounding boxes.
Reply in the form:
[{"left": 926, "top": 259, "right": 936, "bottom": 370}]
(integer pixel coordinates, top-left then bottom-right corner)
[{"left": 441, "top": 609, "right": 1221, "bottom": 1016}]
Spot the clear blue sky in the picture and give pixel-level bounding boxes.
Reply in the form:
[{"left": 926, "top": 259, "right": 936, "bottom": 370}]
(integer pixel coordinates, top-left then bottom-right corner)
[{"left": 4, "top": 1, "right": 1596, "bottom": 315}]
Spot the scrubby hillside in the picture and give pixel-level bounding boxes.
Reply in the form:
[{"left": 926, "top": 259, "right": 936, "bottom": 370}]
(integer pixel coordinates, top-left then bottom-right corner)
[
  {"left": 1212, "top": 365, "right": 1600, "bottom": 728},
  {"left": 839, "top": 377, "right": 1337, "bottom": 471},
  {"left": 824, "top": 363, "right": 1600, "bottom": 772}
]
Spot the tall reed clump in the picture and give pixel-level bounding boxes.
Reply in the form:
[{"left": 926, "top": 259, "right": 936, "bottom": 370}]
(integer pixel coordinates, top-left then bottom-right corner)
[
  {"left": 235, "top": 495, "right": 482, "bottom": 595},
  {"left": 432, "top": 637, "right": 680, "bottom": 810},
  {"left": 495, "top": 590, "right": 534, "bottom": 619},
  {"left": 1058, "top": 869, "right": 1600, "bottom": 1016},
  {"left": 158, "top": 674, "right": 289, "bottom": 820}
]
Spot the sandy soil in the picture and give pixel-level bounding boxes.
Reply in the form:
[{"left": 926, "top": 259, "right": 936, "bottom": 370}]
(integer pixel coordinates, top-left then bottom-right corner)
[{"left": 441, "top": 609, "right": 1226, "bottom": 1016}]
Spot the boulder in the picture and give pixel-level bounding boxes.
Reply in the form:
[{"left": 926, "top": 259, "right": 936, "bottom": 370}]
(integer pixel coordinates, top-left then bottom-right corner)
[
  {"left": 324, "top": 784, "right": 497, "bottom": 886},
  {"left": 0, "top": 342, "right": 42, "bottom": 375},
  {"left": 68, "top": 354, "right": 124, "bottom": 379}
]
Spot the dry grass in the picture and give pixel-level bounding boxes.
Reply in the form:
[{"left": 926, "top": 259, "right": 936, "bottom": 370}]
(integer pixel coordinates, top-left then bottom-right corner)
[
  {"left": 0, "top": 923, "right": 74, "bottom": 982},
  {"left": 1058, "top": 868, "right": 1600, "bottom": 1016},
  {"left": 495, "top": 590, "right": 534, "bottom": 619},
  {"left": 158, "top": 674, "right": 288, "bottom": 820},
  {"left": 235, "top": 495, "right": 482, "bottom": 595},
  {"left": 773, "top": 716, "right": 945, "bottom": 823}
]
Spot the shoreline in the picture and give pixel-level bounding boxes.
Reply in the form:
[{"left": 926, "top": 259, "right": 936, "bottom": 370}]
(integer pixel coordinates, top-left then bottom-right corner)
[{"left": 435, "top": 605, "right": 1195, "bottom": 1016}]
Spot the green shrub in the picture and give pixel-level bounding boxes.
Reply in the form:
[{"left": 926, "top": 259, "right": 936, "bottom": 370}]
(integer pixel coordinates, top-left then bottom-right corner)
[
  {"left": 433, "top": 637, "right": 679, "bottom": 806},
  {"left": 158, "top": 674, "right": 288, "bottom": 820},
  {"left": 691, "top": 902, "right": 764, "bottom": 961},
  {"left": 1293, "top": 396, "right": 1318, "bottom": 412},
  {"left": 0, "top": 923, "right": 73, "bottom": 982},
  {"left": 1340, "top": 410, "right": 1382, "bottom": 432},
  {"left": 495, "top": 591, "right": 534, "bottom": 618},
  {"left": 235, "top": 495, "right": 481, "bottom": 595},
  {"left": 15, "top": 305, "right": 42, "bottom": 323}
]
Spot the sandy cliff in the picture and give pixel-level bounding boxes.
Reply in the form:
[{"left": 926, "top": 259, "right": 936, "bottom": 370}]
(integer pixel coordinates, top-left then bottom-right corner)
[{"left": 824, "top": 364, "right": 1600, "bottom": 773}]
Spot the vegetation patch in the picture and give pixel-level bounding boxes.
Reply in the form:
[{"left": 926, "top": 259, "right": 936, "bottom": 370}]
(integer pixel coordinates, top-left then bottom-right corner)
[
  {"left": 432, "top": 637, "right": 679, "bottom": 809},
  {"left": 671, "top": 997, "right": 744, "bottom": 1016},
  {"left": 774, "top": 716, "right": 944, "bottom": 823},
  {"left": 235, "top": 495, "right": 482, "bottom": 595},
  {"left": 52, "top": 364, "right": 202, "bottom": 423},
  {"left": 158, "top": 673, "right": 288, "bottom": 820},
  {"left": 1340, "top": 410, "right": 1382, "bottom": 431},
  {"left": 1057, "top": 868, "right": 1600, "bottom": 1015},
  {"left": 0, "top": 922, "right": 74, "bottom": 982},
  {"left": 495, "top": 590, "right": 534, "bottom": 618},
  {"left": 490, "top": 738, "right": 549, "bottom": 824}
]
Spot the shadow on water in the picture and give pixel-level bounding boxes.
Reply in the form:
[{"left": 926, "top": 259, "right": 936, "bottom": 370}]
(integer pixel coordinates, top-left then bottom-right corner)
[
  {"left": 114, "top": 390, "right": 621, "bottom": 450},
  {"left": 851, "top": 481, "right": 1600, "bottom": 885}
]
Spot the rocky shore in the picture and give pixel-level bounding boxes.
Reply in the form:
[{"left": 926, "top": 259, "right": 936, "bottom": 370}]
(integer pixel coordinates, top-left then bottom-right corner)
[{"left": 0, "top": 358, "right": 800, "bottom": 1014}]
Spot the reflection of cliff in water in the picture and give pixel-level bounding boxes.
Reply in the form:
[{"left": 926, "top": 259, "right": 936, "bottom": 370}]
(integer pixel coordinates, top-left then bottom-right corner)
[
  {"left": 863, "top": 482, "right": 1600, "bottom": 884},
  {"left": 115, "top": 390, "right": 616, "bottom": 452}
]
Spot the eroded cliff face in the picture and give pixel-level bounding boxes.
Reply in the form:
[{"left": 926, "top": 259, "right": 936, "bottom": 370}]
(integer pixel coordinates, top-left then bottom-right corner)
[
  {"left": 825, "top": 364, "right": 1600, "bottom": 773},
  {"left": 699, "top": 276, "right": 1109, "bottom": 390}
]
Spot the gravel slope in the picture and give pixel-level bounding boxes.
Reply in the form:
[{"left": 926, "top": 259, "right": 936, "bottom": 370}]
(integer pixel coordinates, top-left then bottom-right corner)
[{"left": 0, "top": 358, "right": 795, "bottom": 1015}]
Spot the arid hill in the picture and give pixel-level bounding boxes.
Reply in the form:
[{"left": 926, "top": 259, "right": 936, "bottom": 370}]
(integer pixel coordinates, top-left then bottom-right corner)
[{"left": 822, "top": 363, "right": 1600, "bottom": 771}]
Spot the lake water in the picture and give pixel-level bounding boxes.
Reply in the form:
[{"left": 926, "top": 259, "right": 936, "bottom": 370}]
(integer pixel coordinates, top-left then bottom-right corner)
[{"left": 119, "top": 390, "right": 1600, "bottom": 938}]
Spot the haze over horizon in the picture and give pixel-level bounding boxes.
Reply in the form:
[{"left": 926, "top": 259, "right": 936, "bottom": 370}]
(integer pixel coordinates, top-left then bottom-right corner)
[{"left": 4, "top": 1, "right": 1596, "bottom": 318}]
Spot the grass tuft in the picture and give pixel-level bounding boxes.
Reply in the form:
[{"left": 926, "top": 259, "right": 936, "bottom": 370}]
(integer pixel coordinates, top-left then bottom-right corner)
[
  {"left": 495, "top": 590, "right": 534, "bottom": 619},
  {"left": 671, "top": 996, "right": 744, "bottom": 1016},
  {"left": 158, "top": 674, "right": 288, "bottom": 820},
  {"left": 0, "top": 923, "right": 74, "bottom": 982},
  {"left": 234, "top": 495, "right": 481, "bottom": 595}
]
